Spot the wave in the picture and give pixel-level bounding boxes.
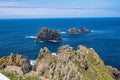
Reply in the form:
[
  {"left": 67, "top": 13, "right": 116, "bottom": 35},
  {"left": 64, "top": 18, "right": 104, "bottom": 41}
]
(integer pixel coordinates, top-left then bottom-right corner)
[
  {"left": 60, "top": 31, "right": 66, "bottom": 34},
  {"left": 30, "top": 60, "right": 35, "bottom": 66},
  {"left": 35, "top": 40, "right": 44, "bottom": 43},
  {"left": 25, "top": 36, "right": 37, "bottom": 39},
  {"left": 51, "top": 52, "right": 56, "bottom": 55},
  {"left": 91, "top": 30, "right": 94, "bottom": 32},
  {"left": 92, "top": 30, "right": 109, "bottom": 33},
  {"left": 35, "top": 40, "right": 60, "bottom": 43},
  {"left": 49, "top": 40, "right": 61, "bottom": 42}
]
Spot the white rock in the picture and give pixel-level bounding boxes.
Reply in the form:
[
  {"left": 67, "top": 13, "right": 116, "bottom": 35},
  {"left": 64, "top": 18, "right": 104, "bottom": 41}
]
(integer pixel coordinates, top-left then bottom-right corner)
[{"left": 0, "top": 73, "right": 10, "bottom": 80}]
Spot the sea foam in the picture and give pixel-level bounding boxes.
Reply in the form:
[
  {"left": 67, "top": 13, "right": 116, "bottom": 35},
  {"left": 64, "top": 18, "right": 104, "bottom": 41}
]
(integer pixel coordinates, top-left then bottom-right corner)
[
  {"left": 60, "top": 31, "right": 66, "bottom": 34},
  {"left": 25, "top": 36, "right": 37, "bottom": 39},
  {"left": 30, "top": 60, "right": 35, "bottom": 66}
]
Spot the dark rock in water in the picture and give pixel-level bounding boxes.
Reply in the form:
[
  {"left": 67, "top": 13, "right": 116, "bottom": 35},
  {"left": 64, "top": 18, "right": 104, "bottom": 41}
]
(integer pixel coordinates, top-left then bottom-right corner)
[
  {"left": 106, "top": 66, "right": 120, "bottom": 80},
  {"left": 36, "top": 27, "right": 62, "bottom": 42},
  {"left": 0, "top": 53, "right": 31, "bottom": 74},
  {"left": 67, "top": 27, "right": 82, "bottom": 34},
  {"left": 81, "top": 27, "right": 91, "bottom": 33},
  {"left": 67, "top": 27, "right": 91, "bottom": 34}
]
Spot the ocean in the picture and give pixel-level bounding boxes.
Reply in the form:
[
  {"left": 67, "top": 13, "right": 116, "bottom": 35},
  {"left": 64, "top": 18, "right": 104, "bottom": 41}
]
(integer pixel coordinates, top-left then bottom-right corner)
[{"left": 0, "top": 18, "right": 120, "bottom": 70}]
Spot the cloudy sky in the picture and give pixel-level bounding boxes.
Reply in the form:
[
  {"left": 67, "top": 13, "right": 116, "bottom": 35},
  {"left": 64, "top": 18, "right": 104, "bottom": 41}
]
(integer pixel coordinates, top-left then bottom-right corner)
[{"left": 0, "top": 0, "right": 120, "bottom": 18}]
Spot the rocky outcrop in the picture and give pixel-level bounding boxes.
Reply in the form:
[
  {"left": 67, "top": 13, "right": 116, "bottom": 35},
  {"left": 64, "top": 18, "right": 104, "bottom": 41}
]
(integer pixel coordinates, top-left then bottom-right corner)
[
  {"left": 67, "top": 28, "right": 82, "bottom": 34},
  {"left": 34, "top": 47, "right": 51, "bottom": 71},
  {"left": 67, "top": 27, "right": 91, "bottom": 34},
  {"left": 81, "top": 27, "right": 91, "bottom": 33},
  {"left": 36, "top": 27, "right": 62, "bottom": 42},
  {"left": 57, "top": 45, "right": 73, "bottom": 53},
  {"left": 4, "top": 66, "right": 24, "bottom": 76},
  {"left": 106, "top": 66, "right": 120, "bottom": 80},
  {"left": 1, "top": 45, "right": 120, "bottom": 80},
  {"left": 34, "top": 45, "right": 114, "bottom": 80},
  {"left": 0, "top": 53, "right": 31, "bottom": 74}
]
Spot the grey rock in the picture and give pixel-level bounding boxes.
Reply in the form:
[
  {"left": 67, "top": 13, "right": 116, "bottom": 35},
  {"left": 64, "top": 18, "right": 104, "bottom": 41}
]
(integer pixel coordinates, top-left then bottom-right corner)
[{"left": 36, "top": 27, "right": 62, "bottom": 42}]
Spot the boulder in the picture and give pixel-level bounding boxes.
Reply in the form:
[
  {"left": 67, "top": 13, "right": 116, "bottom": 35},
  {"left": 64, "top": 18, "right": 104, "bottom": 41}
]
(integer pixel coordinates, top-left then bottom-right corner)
[
  {"left": 36, "top": 27, "right": 62, "bottom": 42},
  {"left": 0, "top": 53, "right": 31, "bottom": 74},
  {"left": 4, "top": 66, "right": 23, "bottom": 76},
  {"left": 106, "top": 66, "right": 120, "bottom": 80}
]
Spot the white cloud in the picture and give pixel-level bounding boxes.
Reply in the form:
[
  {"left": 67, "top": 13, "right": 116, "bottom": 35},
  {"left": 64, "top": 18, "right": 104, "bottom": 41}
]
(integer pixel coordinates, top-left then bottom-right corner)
[
  {"left": 0, "top": 7, "right": 119, "bottom": 18},
  {"left": 0, "top": 2, "right": 22, "bottom": 7}
]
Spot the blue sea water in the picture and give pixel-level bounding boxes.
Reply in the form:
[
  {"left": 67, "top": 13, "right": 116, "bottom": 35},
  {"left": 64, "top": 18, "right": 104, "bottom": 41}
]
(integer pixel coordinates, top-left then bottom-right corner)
[{"left": 0, "top": 18, "right": 120, "bottom": 70}]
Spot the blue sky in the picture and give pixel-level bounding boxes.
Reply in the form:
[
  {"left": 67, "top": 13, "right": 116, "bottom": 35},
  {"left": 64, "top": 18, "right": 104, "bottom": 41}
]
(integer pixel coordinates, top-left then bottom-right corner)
[{"left": 0, "top": 0, "right": 120, "bottom": 18}]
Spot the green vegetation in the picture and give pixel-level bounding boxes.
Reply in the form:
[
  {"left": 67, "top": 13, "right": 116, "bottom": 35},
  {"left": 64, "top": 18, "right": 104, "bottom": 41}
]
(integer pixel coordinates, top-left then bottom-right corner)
[{"left": 0, "top": 70, "right": 40, "bottom": 80}]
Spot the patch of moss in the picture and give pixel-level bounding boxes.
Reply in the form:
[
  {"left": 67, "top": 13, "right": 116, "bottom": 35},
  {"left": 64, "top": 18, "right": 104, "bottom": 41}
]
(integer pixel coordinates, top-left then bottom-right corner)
[
  {"left": 0, "top": 70, "right": 40, "bottom": 80},
  {"left": 44, "top": 70, "right": 49, "bottom": 78}
]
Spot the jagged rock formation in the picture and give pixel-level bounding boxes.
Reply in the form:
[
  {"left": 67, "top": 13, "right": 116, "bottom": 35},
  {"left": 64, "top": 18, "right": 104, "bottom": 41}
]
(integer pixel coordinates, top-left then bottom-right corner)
[
  {"left": 36, "top": 27, "right": 62, "bottom": 42},
  {"left": 0, "top": 53, "right": 31, "bottom": 74},
  {"left": 67, "top": 28, "right": 82, "bottom": 34},
  {"left": 34, "top": 45, "right": 114, "bottom": 80},
  {"left": 1, "top": 45, "right": 120, "bottom": 80},
  {"left": 67, "top": 27, "right": 91, "bottom": 34},
  {"left": 106, "top": 66, "right": 120, "bottom": 80},
  {"left": 81, "top": 27, "right": 91, "bottom": 33}
]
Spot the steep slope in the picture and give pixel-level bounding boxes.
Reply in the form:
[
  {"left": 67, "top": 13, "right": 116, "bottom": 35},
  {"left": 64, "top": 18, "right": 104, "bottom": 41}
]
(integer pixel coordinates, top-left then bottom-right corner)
[{"left": 34, "top": 45, "right": 114, "bottom": 80}]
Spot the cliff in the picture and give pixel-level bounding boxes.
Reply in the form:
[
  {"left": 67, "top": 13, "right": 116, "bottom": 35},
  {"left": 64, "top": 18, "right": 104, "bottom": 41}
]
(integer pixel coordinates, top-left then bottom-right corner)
[
  {"left": 0, "top": 45, "right": 119, "bottom": 80},
  {"left": 34, "top": 45, "right": 114, "bottom": 80}
]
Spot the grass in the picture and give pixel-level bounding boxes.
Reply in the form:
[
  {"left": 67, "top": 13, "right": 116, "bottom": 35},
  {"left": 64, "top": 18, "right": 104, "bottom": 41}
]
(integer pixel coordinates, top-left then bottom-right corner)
[{"left": 0, "top": 70, "right": 40, "bottom": 80}]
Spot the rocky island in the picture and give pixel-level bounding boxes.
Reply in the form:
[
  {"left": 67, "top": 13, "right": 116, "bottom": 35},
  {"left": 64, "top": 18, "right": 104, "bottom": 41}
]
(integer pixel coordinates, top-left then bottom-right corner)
[
  {"left": 36, "top": 27, "right": 62, "bottom": 42},
  {"left": 0, "top": 45, "right": 120, "bottom": 80},
  {"left": 67, "top": 27, "right": 91, "bottom": 34}
]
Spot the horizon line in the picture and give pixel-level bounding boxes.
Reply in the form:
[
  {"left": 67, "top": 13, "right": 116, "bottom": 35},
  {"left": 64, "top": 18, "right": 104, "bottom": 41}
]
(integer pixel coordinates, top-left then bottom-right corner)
[{"left": 0, "top": 16, "right": 120, "bottom": 20}]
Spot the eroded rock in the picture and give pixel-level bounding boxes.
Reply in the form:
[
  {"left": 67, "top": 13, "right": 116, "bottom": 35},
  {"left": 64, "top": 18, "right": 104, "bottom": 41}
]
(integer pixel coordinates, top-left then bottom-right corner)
[
  {"left": 67, "top": 27, "right": 91, "bottom": 34},
  {"left": 36, "top": 27, "right": 62, "bottom": 42},
  {"left": 34, "top": 45, "right": 114, "bottom": 80},
  {"left": 107, "top": 66, "right": 120, "bottom": 80},
  {"left": 0, "top": 53, "right": 31, "bottom": 74}
]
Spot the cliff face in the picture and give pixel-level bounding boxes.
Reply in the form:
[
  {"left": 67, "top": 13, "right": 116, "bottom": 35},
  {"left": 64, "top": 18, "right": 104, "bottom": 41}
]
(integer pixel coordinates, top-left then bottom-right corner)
[
  {"left": 34, "top": 45, "right": 114, "bottom": 80},
  {"left": 1, "top": 45, "right": 119, "bottom": 80},
  {"left": 106, "top": 66, "right": 120, "bottom": 80}
]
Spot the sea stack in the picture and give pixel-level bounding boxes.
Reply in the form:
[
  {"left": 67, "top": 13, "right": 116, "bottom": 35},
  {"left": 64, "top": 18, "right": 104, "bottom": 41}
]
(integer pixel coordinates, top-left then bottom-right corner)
[
  {"left": 81, "top": 27, "right": 91, "bottom": 33},
  {"left": 67, "top": 27, "right": 91, "bottom": 34},
  {"left": 67, "top": 27, "right": 82, "bottom": 34},
  {"left": 36, "top": 27, "right": 62, "bottom": 42}
]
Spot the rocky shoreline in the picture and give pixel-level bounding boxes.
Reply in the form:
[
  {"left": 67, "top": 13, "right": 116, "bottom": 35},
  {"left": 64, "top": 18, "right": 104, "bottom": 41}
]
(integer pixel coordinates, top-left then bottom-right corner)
[{"left": 0, "top": 45, "right": 120, "bottom": 80}]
